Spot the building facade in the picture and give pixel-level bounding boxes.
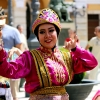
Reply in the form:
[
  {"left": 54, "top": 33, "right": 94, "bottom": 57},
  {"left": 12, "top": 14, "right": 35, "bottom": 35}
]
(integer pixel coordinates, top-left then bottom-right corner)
[{"left": 1, "top": 0, "right": 100, "bottom": 48}]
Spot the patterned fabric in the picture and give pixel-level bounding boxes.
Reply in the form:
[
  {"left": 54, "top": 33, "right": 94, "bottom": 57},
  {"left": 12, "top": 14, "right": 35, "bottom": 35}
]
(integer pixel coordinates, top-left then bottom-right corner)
[
  {"left": 32, "top": 8, "right": 61, "bottom": 33},
  {"left": 0, "top": 46, "right": 98, "bottom": 93},
  {"left": 30, "top": 86, "right": 66, "bottom": 95},
  {"left": 30, "top": 48, "right": 73, "bottom": 88},
  {"left": 29, "top": 93, "right": 69, "bottom": 100},
  {"left": 30, "top": 47, "right": 72, "bottom": 89}
]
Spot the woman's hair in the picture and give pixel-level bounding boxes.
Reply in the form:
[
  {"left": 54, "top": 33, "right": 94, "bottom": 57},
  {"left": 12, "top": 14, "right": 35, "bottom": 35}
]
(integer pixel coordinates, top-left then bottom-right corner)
[{"left": 34, "top": 25, "right": 39, "bottom": 39}]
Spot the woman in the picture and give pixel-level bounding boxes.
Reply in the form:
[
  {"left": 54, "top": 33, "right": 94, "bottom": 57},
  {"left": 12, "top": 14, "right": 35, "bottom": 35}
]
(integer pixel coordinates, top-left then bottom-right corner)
[{"left": 0, "top": 8, "right": 98, "bottom": 100}]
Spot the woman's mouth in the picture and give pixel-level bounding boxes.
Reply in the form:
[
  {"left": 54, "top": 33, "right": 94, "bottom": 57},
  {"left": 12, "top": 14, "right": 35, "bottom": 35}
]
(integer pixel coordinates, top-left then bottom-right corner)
[{"left": 45, "top": 40, "right": 52, "bottom": 43}]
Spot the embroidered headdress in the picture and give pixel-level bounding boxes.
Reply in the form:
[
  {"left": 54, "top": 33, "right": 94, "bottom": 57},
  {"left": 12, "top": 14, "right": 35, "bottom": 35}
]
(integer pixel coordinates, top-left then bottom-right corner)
[{"left": 32, "top": 8, "right": 61, "bottom": 35}]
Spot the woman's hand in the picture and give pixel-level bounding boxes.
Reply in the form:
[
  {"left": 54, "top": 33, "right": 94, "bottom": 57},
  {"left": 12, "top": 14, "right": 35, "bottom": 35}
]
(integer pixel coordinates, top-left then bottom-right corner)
[
  {"left": 64, "top": 35, "right": 78, "bottom": 50},
  {"left": 8, "top": 47, "right": 23, "bottom": 60}
]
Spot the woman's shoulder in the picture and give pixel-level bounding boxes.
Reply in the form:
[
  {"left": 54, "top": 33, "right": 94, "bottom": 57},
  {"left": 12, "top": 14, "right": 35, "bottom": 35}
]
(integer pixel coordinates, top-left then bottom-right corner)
[{"left": 22, "top": 50, "right": 32, "bottom": 56}]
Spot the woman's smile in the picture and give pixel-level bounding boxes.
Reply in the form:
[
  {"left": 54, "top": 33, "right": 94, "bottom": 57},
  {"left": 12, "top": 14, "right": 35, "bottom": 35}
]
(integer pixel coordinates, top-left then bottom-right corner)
[{"left": 38, "top": 23, "right": 57, "bottom": 49}]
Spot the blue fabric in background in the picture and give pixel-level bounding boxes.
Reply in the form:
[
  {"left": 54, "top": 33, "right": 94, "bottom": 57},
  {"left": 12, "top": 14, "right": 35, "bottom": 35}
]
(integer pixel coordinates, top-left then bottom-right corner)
[{"left": 5, "top": 48, "right": 18, "bottom": 62}]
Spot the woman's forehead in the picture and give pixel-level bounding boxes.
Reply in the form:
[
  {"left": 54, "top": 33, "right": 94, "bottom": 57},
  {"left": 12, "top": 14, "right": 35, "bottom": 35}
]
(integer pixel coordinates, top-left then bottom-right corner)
[{"left": 39, "top": 23, "right": 55, "bottom": 29}]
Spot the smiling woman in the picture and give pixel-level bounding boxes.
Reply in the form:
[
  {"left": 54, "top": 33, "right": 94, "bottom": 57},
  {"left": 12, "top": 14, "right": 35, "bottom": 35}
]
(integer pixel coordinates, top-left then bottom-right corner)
[
  {"left": 0, "top": 8, "right": 98, "bottom": 100},
  {"left": 38, "top": 23, "right": 57, "bottom": 49}
]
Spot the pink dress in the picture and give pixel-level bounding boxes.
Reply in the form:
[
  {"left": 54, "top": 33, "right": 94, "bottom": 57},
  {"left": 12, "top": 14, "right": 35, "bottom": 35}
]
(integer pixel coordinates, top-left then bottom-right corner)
[{"left": 0, "top": 46, "right": 98, "bottom": 100}]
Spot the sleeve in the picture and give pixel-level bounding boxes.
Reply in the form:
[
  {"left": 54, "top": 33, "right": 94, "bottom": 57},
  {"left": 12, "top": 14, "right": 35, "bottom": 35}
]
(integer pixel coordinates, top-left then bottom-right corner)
[
  {"left": 71, "top": 46, "right": 98, "bottom": 74},
  {"left": 13, "top": 28, "right": 22, "bottom": 45},
  {"left": 0, "top": 50, "right": 33, "bottom": 79},
  {"left": 0, "top": 49, "right": 7, "bottom": 63}
]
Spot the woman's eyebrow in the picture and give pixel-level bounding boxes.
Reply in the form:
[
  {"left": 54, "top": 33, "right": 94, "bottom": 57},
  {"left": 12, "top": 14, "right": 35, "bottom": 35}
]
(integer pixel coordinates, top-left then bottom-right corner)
[{"left": 48, "top": 27, "right": 55, "bottom": 29}]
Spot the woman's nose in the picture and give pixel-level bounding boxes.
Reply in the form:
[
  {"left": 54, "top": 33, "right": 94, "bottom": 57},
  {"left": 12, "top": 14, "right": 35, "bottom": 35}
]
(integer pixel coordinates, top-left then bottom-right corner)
[{"left": 45, "top": 32, "right": 50, "bottom": 37}]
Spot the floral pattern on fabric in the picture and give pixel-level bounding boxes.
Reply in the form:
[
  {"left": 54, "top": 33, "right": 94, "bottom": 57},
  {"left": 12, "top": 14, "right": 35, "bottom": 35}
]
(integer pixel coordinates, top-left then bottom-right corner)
[
  {"left": 29, "top": 93, "right": 69, "bottom": 100},
  {"left": 32, "top": 8, "right": 61, "bottom": 33},
  {"left": 39, "top": 9, "right": 59, "bottom": 23}
]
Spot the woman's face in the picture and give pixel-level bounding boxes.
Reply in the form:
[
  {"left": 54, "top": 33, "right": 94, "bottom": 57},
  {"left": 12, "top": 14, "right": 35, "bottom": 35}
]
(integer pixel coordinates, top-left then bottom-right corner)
[{"left": 38, "top": 23, "right": 58, "bottom": 49}]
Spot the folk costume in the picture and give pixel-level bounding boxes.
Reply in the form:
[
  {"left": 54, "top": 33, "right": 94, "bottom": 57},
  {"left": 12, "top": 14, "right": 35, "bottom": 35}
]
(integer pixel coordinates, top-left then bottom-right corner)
[{"left": 0, "top": 8, "right": 98, "bottom": 100}]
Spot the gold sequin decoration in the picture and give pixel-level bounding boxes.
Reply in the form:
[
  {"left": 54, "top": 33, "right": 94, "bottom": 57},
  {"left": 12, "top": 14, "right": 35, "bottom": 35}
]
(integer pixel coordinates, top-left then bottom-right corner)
[
  {"left": 60, "top": 50, "right": 73, "bottom": 84},
  {"left": 30, "top": 50, "right": 52, "bottom": 87}
]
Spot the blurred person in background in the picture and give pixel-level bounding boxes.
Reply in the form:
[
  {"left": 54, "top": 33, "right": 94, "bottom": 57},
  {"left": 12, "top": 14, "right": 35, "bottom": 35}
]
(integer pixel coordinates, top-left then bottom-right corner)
[
  {"left": 64, "top": 29, "right": 80, "bottom": 50},
  {"left": 85, "top": 26, "right": 100, "bottom": 80},
  {"left": 0, "top": 8, "right": 98, "bottom": 100},
  {"left": 16, "top": 24, "right": 29, "bottom": 91},
  {"left": 16, "top": 25, "right": 29, "bottom": 51},
  {"left": 0, "top": 7, "right": 23, "bottom": 100}
]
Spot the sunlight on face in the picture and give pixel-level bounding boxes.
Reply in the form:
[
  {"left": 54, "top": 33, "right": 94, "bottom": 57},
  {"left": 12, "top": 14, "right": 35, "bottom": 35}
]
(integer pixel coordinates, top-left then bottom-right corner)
[{"left": 38, "top": 23, "right": 58, "bottom": 49}]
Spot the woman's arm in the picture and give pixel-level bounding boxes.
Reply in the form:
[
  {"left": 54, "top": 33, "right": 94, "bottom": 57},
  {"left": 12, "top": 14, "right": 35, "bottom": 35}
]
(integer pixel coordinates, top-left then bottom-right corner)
[
  {"left": 0, "top": 49, "right": 32, "bottom": 79},
  {"left": 71, "top": 46, "right": 98, "bottom": 74}
]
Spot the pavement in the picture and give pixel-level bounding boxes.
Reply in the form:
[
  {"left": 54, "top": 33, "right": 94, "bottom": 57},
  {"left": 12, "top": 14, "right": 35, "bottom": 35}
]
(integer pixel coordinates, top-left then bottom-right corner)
[
  {"left": 17, "top": 84, "right": 100, "bottom": 100},
  {"left": 18, "top": 88, "right": 29, "bottom": 100},
  {"left": 85, "top": 84, "right": 100, "bottom": 100}
]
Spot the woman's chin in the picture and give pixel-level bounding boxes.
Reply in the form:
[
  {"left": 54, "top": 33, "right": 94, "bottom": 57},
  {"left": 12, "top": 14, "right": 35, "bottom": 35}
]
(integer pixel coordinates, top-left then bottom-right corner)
[{"left": 44, "top": 45, "right": 55, "bottom": 49}]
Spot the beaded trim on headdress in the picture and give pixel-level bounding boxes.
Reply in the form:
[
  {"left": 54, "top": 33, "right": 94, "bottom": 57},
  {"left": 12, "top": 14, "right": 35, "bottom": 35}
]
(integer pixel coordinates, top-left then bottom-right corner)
[{"left": 32, "top": 8, "right": 61, "bottom": 33}]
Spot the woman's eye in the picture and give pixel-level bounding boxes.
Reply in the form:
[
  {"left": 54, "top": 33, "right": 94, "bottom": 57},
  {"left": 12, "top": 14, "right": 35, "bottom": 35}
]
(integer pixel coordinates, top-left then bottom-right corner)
[
  {"left": 49, "top": 29, "right": 54, "bottom": 32},
  {"left": 39, "top": 31, "right": 45, "bottom": 34}
]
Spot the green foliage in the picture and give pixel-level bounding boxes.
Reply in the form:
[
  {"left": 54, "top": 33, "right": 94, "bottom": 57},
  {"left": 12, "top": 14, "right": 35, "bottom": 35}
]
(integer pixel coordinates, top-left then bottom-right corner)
[
  {"left": 70, "top": 72, "right": 86, "bottom": 84},
  {"left": 89, "top": 47, "right": 92, "bottom": 52}
]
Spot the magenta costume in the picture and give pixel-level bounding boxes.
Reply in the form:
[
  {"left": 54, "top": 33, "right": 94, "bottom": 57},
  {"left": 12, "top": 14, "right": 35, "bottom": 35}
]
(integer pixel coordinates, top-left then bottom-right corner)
[
  {"left": 0, "top": 8, "right": 98, "bottom": 100},
  {"left": 0, "top": 46, "right": 98, "bottom": 96}
]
